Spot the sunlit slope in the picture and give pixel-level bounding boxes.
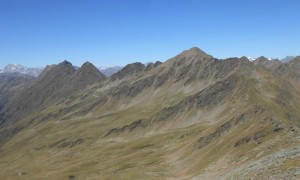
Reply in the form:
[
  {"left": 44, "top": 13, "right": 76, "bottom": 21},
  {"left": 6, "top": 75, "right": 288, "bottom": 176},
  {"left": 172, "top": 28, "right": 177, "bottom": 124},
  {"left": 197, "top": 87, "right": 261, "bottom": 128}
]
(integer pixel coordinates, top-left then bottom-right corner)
[{"left": 0, "top": 48, "right": 299, "bottom": 179}]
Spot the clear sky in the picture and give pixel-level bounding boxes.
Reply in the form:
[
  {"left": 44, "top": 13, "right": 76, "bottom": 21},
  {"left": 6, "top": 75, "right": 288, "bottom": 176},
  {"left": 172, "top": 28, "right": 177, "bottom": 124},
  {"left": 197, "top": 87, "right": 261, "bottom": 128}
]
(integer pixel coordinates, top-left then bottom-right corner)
[{"left": 0, "top": 0, "right": 299, "bottom": 68}]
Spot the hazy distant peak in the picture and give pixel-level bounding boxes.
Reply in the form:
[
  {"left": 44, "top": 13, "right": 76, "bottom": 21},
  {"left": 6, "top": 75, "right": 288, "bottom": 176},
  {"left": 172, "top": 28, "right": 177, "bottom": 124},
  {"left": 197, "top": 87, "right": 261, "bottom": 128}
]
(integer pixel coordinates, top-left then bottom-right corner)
[
  {"left": 247, "top": 57, "right": 256, "bottom": 61},
  {"left": 1, "top": 63, "right": 43, "bottom": 77},
  {"left": 4, "top": 63, "right": 24, "bottom": 70},
  {"left": 98, "top": 66, "right": 123, "bottom": 77}
]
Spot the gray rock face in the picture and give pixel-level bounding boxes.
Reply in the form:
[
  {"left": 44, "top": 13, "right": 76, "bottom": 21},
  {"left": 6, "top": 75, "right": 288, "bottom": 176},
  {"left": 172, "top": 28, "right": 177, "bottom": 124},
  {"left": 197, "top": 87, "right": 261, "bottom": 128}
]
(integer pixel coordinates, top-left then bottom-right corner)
[
  {"left": 109, "top": 53, "right": 246, "bottom": 100},
  {"left": 111, "top": 62, "right": 145, "bottom": 80},
  {"left": 288, "top": 56, "right": 300, "bottom": 70},
  {"left": 110, "top": 75, "right": 156, "bottom": 98},
  {"left": 154, "top": 67, "right": 175, "bottom": 87},
  {"left": 175, "top": 63, "right": 193, "bottom": 82},
  {"left": 145, "top": 61, "right": 162, "bottom": 71},
  {"left": 215, "top": 57, "right": 250, "bottom": 79},
  {"left": 234, "top": 130, "right": 266, "bottom": 147},
  {"left": 234, "top": 105, "right": 265, "bottom": 125},
  {"left": 253, "top": 56, "right": 282, "bottom": 71},
  {"left": 275, "top": 56, "right": 300, "bottom": 81},
  {"left": 281, "top": 56, "right": 295, "bottom": 63},
  {"left": 0, "top": 73, "right": 35, "bottom": 126}
]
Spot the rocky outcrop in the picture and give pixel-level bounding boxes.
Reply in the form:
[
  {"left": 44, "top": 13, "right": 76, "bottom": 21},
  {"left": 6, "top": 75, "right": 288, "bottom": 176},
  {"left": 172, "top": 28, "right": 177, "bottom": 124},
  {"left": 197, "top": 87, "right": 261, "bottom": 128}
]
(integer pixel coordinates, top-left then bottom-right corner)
[
  {"left": 196, "top": 121, "right": 232, "bottom": 149},
  {"left": 156, "top": 75, "right": 238, "bottom": 121},
  {"left": 49, "top": 137, "right": 84, "bottom": 148},
  {"left": 234, "top": 131, "right": 266, "bottom": 147},
  {"left": 234, "top": 105, "right": 265, "bottom": 125},
  {"left": 196, "top": 105, "right": 265, "bottom": 149},
  {"left": 104, "top": 119, "right": 146, "bottom": 137}
]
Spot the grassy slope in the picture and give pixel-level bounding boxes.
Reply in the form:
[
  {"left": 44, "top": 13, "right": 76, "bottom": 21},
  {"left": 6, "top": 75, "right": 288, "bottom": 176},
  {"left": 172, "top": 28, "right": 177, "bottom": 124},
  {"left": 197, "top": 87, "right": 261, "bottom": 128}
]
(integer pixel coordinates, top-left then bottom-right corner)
[{"left": 0, "top": 67, "right": 300, "bottom": 179}]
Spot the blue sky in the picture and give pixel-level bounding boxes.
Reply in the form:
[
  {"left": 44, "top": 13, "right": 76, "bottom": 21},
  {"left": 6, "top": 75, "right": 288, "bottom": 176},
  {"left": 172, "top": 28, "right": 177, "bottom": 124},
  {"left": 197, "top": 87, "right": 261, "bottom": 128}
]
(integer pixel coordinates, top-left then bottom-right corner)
[{"left": 0, "top": 0, "right": 299, "bottom": 68}]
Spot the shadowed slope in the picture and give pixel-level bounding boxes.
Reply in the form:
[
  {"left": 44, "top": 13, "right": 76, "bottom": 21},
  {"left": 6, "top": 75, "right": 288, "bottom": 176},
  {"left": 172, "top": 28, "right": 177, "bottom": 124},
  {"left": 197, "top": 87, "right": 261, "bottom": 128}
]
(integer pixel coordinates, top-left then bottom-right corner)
[{"left": 0, "top": 61, "right": 106, "bottom": 144}]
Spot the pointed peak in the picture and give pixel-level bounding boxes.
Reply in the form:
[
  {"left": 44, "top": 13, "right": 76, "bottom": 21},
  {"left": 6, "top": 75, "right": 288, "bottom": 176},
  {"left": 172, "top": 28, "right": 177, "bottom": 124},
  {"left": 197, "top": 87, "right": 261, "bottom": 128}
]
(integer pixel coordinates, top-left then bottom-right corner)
[
  {"left": 78, "top": 61, "right": 105, "bottom": 78},
  {"left": 253, "top": 56, "right": 269, "bottom": 63},
  {"left": 189, "top": 47, "right": 202, "bottom": 52},
  {"left": 240, "top": 56, "right": 251, "bottom": 61},
  {"left": 69, "top": 61, "right": 106, "bottom": 86},
  {"left": 54, "top": 60, "right": 75, "bottom": 72},
  {"left": 81, "top": 61, "right": 96, "bottom": 69},
  {"left": 59, "top": 60, "right": 73, "bottom": 66},
  {"left": 178, "top": 47, "right": 213, "bottom": 59}
]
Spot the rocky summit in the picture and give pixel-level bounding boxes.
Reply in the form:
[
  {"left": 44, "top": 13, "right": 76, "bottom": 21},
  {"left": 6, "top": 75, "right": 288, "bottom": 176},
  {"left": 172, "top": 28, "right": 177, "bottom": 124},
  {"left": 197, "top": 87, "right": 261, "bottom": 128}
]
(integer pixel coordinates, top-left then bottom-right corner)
[{"left": 0, "top": 47, "right": 300, "bottom": 179}]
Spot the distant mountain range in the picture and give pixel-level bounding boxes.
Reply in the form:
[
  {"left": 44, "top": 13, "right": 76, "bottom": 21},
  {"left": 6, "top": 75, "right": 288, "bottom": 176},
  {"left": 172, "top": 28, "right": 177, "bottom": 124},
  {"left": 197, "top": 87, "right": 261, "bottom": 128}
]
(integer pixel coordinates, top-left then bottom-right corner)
[
  {"left": 98, "top": 66, "right": 123, "bottom": 77},
  {"left": 0, "top": 64, "right": 123, "bottom": 77},
  {"left": 0, "top": 64, "right": 43, "bottom": 77},
  {"left": 247, "top": 56, "right": 295, "bottom": 62},
  {"left": 1, "top": 56, "right": 296, "bottom": 78}
]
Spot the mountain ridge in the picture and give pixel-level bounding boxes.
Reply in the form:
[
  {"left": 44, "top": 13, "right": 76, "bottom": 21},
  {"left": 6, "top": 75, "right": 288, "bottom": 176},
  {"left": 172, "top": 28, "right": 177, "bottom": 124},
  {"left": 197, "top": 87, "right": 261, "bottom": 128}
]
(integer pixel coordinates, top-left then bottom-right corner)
[
  {"left": 0, "top": 47, "right": 299, "bottom": 179},
  {"left": 1, "top": 52, "right": 297, "bottom": 78}
]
